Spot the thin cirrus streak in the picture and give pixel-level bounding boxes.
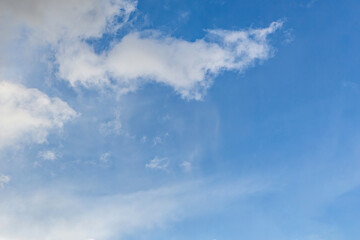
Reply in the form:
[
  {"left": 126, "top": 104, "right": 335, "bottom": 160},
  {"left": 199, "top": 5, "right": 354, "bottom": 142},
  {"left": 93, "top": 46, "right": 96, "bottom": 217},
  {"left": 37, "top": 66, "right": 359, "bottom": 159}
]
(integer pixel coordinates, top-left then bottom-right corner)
[{"left": 0, "top": 178, "right": 267, "bottom": 240}]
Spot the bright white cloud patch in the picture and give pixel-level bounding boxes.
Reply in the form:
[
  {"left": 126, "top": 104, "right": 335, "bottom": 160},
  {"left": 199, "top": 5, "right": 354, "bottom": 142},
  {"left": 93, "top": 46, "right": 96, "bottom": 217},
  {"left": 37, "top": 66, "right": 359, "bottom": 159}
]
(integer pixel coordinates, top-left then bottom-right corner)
[
  {"left": 0, "top": 81, "right": 77, "bottom": 149},
  {"left": 0, "top": 175, "right": 10, "bottom": 188},
  {"left": 57, "top": 21, "right": 282, "bottom": 99}
]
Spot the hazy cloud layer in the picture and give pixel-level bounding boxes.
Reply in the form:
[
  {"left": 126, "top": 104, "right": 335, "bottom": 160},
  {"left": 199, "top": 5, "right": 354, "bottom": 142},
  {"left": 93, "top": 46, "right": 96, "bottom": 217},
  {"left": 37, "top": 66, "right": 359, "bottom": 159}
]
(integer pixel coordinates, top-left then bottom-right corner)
[{"left": 0, "top": 179, "right": 265, "bottom": 240}]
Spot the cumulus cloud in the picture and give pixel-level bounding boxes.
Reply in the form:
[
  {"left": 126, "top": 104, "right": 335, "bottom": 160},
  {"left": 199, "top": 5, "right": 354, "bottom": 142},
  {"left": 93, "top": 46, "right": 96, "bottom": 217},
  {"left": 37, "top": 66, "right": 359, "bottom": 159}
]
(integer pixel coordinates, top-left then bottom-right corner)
[
  {"left": 0, "top": 81, "right": 77, "bottom": 149},
  {"left": 57, "top": 21, "right": 283, "bottom": 99},
  {"left": 0, "top": 179, "right": 266, "bottom": 240}
]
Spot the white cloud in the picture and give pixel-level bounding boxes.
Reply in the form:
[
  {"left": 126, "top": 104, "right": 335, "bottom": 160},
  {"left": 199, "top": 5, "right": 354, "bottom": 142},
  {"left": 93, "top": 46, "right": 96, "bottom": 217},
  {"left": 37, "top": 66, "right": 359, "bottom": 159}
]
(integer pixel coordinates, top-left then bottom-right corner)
[
  {"left": 37, "top": 150, "right": 57, "bottom": 161},
  {"left": 0, "top": 175, "right": 10, "bottom": 189},
  {"left": 0, "top": 179, "right": 266, "bottom": 240},
  {"left": 57, "top": 21, "right": 282, "bottom": 99},
  {"left": 0, "top": 0, "right": 136, "bottom": 43},
  {"left": 0, "top": 0, "right": 136, "bottom": 77},
  {"left": 146, "top": 157, "right": 169, "bottom": 171},
  {"left": 0, "top": 81, "right": 77, "bottom": 149}
]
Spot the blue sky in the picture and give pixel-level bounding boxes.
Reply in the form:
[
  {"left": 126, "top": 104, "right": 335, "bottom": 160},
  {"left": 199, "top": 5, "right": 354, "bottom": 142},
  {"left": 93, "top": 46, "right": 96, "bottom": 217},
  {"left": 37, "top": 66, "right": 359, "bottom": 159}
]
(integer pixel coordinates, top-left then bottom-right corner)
[{"left": 0, "top": 0, "right": 360, "bottom": 239}]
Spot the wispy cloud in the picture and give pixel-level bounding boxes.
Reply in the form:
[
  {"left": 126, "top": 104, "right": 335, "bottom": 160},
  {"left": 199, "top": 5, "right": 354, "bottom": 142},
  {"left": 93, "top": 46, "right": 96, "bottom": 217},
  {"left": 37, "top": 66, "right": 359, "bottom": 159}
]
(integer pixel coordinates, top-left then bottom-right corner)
[
  {"left": 37, "top": 150, "right": 57, "bottom": 161},
  {"left": 0, "top": 178, "right": 267, "bottom": 240},
  {"left": 99, "top": 112, "right": 122, "bottom": 135},
  {"left": 99, "top": 152, "right": 111, "bottom": 163},
  {"left": 146, "top": 157, "right": 169, "bottom": 170},
  {"left": 180, "top": 161, "right": 192, "bottom": 172},
  {"left": 0, "top": 175, "right": 10, "bottom": 189}
]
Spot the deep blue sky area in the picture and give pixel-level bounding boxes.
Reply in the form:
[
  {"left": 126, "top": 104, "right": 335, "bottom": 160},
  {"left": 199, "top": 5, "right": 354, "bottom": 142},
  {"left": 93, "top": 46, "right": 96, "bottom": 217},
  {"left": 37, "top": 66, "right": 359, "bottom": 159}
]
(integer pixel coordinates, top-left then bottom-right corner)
[{"left": 130, "top": 1, "right": 360, "bottom": 239}]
